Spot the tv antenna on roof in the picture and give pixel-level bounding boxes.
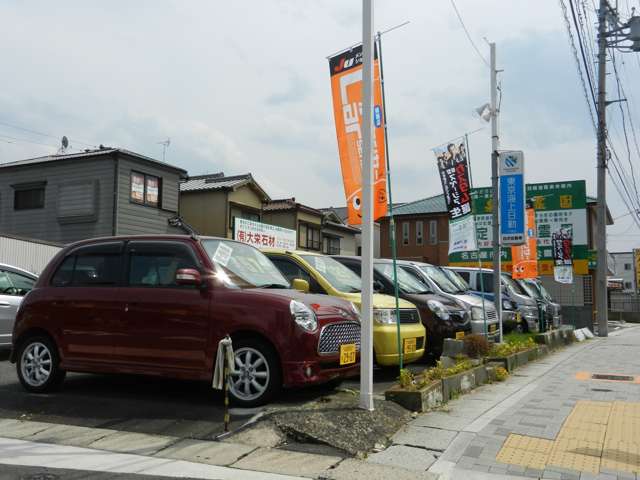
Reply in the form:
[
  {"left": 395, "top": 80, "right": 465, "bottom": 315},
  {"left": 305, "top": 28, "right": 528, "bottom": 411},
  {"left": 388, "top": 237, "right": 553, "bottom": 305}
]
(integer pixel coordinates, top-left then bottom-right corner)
[{"left": 157, "top": 138, "right": 170, "bottom": 162}]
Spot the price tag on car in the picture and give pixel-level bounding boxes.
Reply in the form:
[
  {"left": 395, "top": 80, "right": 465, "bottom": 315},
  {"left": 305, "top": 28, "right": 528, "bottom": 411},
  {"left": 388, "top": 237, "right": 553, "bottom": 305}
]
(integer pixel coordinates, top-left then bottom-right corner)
[
  {"left": 489, "top": 324, "right": 497, "bottom": 333},
  {"left": 455, "top": 331, "right": 465, "bottom": 340},
  {"left": 339, "top": 344, "right": 356, "bottom": 365},
  {"left": 403, "top": 338, "right": 417, "bottom": 354},
  {"left": 516, "top": 312, "right": 522, "bottom": 323}
]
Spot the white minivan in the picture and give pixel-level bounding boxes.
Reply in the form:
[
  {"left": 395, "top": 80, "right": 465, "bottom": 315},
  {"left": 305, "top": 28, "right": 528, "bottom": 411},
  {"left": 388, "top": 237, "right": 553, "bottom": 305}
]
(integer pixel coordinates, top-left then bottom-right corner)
[
  {"left": 397, "top": 260, "right": 501, "bottom": 341},
  {"left": 0, "top": 263, "right": 38, "bottom": 348}
]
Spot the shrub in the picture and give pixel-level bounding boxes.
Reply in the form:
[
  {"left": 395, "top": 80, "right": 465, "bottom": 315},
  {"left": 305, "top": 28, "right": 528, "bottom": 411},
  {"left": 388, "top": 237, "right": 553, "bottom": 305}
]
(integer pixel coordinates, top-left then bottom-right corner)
[
  {"left": 488, "top": 337, "right": 536, "bottom": 357},
  {"left": 398, "top": 368, "right": 416, "bottom": 390},
  {"left": 463, "top": 334, "right": 491, "bottom": 358},
  {"left": 495, "top": 366, "right": 508, "bottom": 381}
]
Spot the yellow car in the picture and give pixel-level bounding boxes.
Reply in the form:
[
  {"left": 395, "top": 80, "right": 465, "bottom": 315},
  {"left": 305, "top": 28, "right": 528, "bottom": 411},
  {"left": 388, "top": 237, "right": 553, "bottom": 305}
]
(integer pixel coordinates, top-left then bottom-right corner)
[{"left": 263, "top": 249, "right": 426, "bottom": 366}]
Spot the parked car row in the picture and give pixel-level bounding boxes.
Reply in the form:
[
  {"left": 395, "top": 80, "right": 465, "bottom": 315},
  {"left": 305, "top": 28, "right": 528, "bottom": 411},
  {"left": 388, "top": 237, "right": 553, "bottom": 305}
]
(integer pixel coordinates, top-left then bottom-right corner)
[{"left": 5, "top": 234, "right": 563, "bottom": 407}]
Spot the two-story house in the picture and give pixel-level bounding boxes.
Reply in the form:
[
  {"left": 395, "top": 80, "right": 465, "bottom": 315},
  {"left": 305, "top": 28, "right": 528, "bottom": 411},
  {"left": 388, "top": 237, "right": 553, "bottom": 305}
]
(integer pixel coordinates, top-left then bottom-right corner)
[{"left": 0, "top": 147, "right": 187, "bottom": 244}]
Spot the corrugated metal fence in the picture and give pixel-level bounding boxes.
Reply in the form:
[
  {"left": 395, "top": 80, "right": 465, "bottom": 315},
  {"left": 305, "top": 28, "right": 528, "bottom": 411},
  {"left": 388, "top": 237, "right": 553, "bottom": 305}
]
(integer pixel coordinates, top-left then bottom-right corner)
[{"left": 0, "top": 235, "right": 62, "bottom": 275}]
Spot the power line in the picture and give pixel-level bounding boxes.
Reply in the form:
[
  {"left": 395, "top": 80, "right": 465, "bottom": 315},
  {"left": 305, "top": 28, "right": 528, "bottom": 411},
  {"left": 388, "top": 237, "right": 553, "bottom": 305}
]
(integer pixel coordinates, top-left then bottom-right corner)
[
  {"left": 569, "top": 0, "right": 599, "bottom": 110},
  {"left": 0, "top": 120, "right": 97, "bottom": 148},
  {"left": 559, "top": 0, "right": 598, "bottom": 132},
  {"left": 449, "top": 0, "right": 490, "bottom": 68}
]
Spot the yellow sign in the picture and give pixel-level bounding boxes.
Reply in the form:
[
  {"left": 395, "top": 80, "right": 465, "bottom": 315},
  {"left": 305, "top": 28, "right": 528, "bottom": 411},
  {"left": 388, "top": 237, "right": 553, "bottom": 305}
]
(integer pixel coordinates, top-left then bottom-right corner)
[
  {"left": 455, "top": 331, "right": 465, "bottom": 340},
  {"left": 339, "top": 344, "right": 357, "bottom": 365},
  {"left": 559, "top": 195, "right": 573, "bottom": 209},
  {"left": 403, "top": 337, "right": 417, "bottom": 354}
]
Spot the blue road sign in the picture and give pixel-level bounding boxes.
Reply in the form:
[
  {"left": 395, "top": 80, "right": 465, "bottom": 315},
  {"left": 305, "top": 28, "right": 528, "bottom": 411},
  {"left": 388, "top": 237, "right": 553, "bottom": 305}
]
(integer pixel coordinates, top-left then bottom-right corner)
[{"left": 499, "top": 151, "right": 526, "bottom": 245}]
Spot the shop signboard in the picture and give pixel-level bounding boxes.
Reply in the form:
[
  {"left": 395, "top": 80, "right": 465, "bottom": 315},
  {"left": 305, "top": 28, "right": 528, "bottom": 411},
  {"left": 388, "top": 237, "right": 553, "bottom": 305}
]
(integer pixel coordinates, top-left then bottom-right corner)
[
  {"left": 448, "top": 180, "right": 588, "bottom": 275},
  {"left": 234, "top": 218, "right": 297, "bottom": 250},
  {"left": 498, "top": 151, "right": 526, "bottom": 245},
  {"left": 512, "top": 208, "right": 538, "bottom": 279},
  {"left": 329, "top": 44, "right": 387, "bottom": 225}
]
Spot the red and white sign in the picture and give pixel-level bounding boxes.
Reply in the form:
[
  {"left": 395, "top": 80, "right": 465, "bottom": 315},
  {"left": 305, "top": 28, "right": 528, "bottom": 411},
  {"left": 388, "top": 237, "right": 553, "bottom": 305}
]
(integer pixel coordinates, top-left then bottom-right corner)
[{"left": 234, "top": 218, "right": 297, "bottom": 250}]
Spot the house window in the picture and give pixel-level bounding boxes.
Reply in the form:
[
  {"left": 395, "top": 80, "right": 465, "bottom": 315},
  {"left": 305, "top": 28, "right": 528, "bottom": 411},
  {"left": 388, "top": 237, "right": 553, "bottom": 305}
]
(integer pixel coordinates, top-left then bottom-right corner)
[
  {"left": 306, "top": 225, "right": 321, "bottom": 251},
  {"left": 323, "top": 236, "right": 341, "bottom": 255},
  {"left": 416, "top": 221, "right": 424, "bottom": 246},
  {"left": 299, "top": 223, "right": 307, "bottom": 248},
  {"left": 429, "top": 220, "right": 438, "bottom": 245},
  {"left": 624, "top": 263, "right": 632, "bottom": 271},
  {"left": 130, "top": 171, "right": 161, "bottom": 208},
  {"left": 402, "top": 222, "right": 410, "bottom": 246},
  {"left": 230, "top": 206, "right": 260, "bottom": 231},
  {"left": 14, "top": 184, "right": 45, "bottom": 210},
  {"left": 583, "top": 275, "right": 593, "bottom": 305}
]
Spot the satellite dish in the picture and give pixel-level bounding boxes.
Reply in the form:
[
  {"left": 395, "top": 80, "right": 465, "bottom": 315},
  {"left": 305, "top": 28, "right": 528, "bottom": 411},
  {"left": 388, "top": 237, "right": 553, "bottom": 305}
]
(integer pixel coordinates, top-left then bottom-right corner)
[{"left": 58, "top": 136, "right": 69, "bottom": 154}]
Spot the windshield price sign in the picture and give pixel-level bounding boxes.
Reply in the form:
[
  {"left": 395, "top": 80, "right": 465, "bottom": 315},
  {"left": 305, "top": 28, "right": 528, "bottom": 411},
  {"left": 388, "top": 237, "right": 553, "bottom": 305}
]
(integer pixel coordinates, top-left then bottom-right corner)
[{"left": 499, "top": 151, "right": 525, "bottom": 245}]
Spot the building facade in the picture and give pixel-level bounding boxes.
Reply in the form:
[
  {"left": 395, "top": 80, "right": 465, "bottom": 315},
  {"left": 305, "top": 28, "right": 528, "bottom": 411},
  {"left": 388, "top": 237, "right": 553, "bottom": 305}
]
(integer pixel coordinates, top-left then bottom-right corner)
[
  {"left": 609, "top": 252, "right": 636, "bottom": 292},
  {"left": 263, "top": 199, "right": 358, "bottom": 255},
  {"left": 0, "top": 148, "right": 186, "bottom": 245},
  {"left": 179, "top": 173, "right": 270, "bottom": 238}
]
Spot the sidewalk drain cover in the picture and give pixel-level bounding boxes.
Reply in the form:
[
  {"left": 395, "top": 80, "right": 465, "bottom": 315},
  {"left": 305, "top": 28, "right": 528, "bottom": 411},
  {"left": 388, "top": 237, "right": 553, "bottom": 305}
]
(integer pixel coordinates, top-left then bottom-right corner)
[{"left": 591, "top": 373, "right": 635, "bottom": 382}]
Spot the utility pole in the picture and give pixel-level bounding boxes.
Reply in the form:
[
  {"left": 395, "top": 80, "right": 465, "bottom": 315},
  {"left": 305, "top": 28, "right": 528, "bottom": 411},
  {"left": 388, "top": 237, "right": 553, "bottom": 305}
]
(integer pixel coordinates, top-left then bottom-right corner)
[
  {"left": 360, "top": 0, "right": 375, "bottom": 411},
  {"left": 490, "top": 42, "right": 503, "bottom": 342},
  {"left": 596, "top": 0, "right": 609, "bottom": 337}
]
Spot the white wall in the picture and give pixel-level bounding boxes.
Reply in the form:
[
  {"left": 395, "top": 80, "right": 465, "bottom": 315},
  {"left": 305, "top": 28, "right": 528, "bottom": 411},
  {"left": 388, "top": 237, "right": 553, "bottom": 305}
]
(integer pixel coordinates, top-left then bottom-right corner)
[{"left": 0, "top": 235, "right": 62, "bottom": 275}]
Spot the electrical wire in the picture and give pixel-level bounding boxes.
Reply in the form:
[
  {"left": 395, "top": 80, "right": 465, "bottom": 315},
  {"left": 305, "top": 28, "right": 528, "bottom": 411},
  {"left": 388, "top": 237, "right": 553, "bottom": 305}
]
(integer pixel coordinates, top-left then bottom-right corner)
[
  {"left": 0, "top": 120, "right": 97, "bottom": 148},
  {"left": 559, "top": 0, "right": 598, "bottom": 132},
  {"left": 449, "top": 0, "right": 490, "bottom": 68}
]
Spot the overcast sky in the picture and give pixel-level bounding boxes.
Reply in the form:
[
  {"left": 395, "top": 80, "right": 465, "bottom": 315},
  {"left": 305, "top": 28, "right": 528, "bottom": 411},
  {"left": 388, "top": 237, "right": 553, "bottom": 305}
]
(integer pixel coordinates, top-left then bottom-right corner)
[{"left": 1, "top": 0, "right": 639, "bottom": 251}]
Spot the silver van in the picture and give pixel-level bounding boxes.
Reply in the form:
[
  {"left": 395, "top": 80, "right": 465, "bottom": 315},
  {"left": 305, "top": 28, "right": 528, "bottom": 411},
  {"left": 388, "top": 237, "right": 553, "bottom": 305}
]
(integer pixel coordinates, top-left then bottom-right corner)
[
  {"left": 449, "top": 266, "right": 540, "bottom": 333},
  {"left": 0, "top": 263, "right": 38, "bottom": 348},
  {"left": 397, "top": 260, "right": 500, "bottom": 341}
]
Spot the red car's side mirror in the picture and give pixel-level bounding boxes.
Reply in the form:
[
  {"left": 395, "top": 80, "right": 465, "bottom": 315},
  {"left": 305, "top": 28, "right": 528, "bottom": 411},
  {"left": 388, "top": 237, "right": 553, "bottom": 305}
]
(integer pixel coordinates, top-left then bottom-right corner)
[{"left": 175, "top": 268, "right": 202, "bottom": 286}]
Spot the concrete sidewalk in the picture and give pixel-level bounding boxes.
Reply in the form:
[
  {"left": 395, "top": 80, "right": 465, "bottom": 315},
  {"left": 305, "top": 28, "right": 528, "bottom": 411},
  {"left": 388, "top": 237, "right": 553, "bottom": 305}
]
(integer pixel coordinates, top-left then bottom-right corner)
[{"left": 366, "top": 325, "right": 640, "bottom": 480}]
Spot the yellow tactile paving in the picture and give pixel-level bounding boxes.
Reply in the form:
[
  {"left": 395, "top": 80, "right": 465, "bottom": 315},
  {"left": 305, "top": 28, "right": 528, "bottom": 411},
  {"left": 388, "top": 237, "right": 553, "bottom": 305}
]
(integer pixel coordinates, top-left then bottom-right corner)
[{"left": 495, "top": 400, "right": 640, "bottom": 475}]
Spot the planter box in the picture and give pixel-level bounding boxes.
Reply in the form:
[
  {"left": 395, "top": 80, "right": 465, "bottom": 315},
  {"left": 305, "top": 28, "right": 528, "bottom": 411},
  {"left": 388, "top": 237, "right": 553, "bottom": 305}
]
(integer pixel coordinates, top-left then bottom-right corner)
[
  {"left": 485, "top": 362, "right": 503, "bottom": 382},
  {"left": 385, "top": 379, "right": 444, "bottom": 413},
  {"left": 441, "top": 366, "right": 487, "bottom": 401},
  {"left": 515, "top": 350, "right": 531, "bottom": 367},
  {"left": 485, "top": 353, "right": 517, "bottom": 372}
]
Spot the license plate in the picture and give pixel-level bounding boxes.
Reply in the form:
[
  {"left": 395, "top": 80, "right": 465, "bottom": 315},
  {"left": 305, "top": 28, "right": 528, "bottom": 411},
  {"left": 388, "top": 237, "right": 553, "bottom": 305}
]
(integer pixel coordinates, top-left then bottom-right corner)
[
  {"left": 489, "top": 324, "right": 497, "bottom": 333},
  {"left": 403, "top": 338, "right": 417, "bottom": 354},
  {"left": 455, "top": 331, "right": 465, "bottom": 340},
  {"left": 339, "top": 343, "right": 357, "bottom": 365}
]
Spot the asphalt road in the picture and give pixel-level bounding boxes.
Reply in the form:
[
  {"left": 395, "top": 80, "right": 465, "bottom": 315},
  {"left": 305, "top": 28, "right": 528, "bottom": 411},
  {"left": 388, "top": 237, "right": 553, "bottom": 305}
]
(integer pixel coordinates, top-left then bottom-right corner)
[
  {"left": 0, "top": 350, "right": 434, "bottom": 441},
  {"left": 0, "top": 464, "right": 210, "bottom": 480}
]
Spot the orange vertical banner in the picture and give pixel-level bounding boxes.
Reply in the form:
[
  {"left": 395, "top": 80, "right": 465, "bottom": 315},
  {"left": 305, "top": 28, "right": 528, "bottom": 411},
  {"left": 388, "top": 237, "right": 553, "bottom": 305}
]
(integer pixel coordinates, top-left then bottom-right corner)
[
  {"left": 329, "top": 44, "right": 387, "bottom": 225},
  {"left": 512, "top": 208, "right": 538, "bottom": 279}
]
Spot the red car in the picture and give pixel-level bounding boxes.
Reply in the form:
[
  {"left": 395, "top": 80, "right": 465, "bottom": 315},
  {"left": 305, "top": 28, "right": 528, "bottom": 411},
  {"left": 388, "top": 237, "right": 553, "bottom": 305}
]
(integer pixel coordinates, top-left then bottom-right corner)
[{"left": 10, "top": 236, "right": 361, "bottom": 406}]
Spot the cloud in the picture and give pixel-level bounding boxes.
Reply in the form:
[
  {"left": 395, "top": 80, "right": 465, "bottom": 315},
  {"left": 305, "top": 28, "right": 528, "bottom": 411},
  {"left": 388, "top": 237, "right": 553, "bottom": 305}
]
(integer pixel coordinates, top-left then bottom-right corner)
[{"left": 0, "top": 0, "right": 637, "bottom": 250}]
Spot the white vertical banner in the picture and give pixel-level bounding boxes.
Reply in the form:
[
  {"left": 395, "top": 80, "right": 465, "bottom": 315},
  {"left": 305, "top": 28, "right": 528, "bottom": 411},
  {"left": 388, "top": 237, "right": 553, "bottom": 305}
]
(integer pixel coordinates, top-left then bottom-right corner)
[{"left": 448, "top": 215, "right": 478, "bottom": 254}]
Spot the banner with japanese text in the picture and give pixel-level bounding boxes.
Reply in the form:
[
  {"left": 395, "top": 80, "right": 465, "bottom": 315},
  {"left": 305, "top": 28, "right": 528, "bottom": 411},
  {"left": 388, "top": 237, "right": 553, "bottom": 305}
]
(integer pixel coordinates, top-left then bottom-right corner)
[
  {"left": 448, "top": 180, "right": 589, "bottom": 275},
  {"left": 329, "top": 44, "right": 387, "bottom": 225},
  {"left": 512, "top": 208, "right": 538, "bottom": 279},
  {"left": 234, "top": 218, "right": 297, "bottom": 250},
  {"left": 434, "top": 140, "right": 472, "bottom": 220}
]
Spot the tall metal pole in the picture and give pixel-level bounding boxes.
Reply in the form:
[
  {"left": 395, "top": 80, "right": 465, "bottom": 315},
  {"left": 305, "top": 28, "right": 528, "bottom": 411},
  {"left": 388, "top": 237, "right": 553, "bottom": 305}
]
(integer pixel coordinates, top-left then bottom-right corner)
[
  {"left": 490, "top": 42, "right": 503, "bottom": 343},
  {"left": 596, "top": 0, "right": 609, "bottom": 337},
  {"left": 377, "top": 32, "right": 403, "bottom": 371},
  {"left": 360, "top": 0, "right": 375, "bottom": 411},
  {"left": 467, "top": 134, "right": 488, "bottom": 336}
]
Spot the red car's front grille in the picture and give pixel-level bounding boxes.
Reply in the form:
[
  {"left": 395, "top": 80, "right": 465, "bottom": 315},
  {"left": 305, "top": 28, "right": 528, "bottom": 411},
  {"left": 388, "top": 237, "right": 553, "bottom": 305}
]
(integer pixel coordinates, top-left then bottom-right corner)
[{"left": 318, "top": 321, "right": 361, "bottom": 355}]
